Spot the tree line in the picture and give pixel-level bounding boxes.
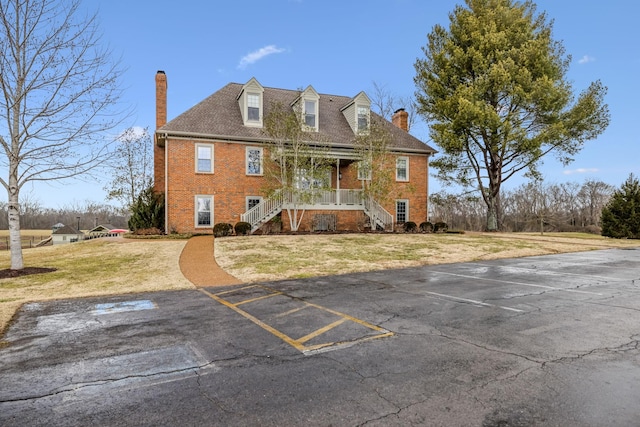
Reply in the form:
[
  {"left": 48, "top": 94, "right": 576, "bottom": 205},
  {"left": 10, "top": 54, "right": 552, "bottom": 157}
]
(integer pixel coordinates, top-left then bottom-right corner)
[
  {"left": 0, "top": 198, "right": 128, "bottom": 231},
  {"left": 429, "top": 179, "right": 614, "bottom": 233}
]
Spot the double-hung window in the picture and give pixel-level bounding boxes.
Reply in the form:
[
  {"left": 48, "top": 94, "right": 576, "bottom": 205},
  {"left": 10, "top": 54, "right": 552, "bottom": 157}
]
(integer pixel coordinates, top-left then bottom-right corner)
[
  {"left": 195, "top": 196, "right": 213, "bottom": 227},
  {"left": 246, "top": 147, "right": 263, "bottom": 175},
  {"left": 396, "top": 156, "right": 409, "bottom": 181},
  {"left": 304, "top": 100, "right": 316, "bottom": 128},
  {"left": 357, "top": 105, "right": 369, "bottom": 132},
  {"left": 247, "top": 93, "right": 260, "bottom": 122},
  {"left": 196, "top": 144, "right": 213, "bottom": 173},
  {"left": 396, "top": 200, "right": 408, "bottom": 224}
]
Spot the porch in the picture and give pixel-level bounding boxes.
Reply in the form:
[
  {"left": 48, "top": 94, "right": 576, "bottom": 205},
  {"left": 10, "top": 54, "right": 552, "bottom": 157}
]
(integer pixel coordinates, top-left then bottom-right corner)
[{"left": 240, "top": 189, "right": 394, "bottom": 233}]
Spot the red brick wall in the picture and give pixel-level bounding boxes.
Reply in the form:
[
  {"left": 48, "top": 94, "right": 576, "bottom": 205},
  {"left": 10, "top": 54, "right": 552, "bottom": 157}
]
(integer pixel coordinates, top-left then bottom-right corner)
[{"left": 163, "top": 137, "right": 430, "bottom": 233}]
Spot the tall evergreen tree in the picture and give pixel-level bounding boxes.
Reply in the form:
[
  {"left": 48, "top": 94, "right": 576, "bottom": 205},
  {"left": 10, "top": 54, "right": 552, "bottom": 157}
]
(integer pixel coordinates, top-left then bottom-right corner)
[
  {"left": 601, "top": 174, "right": 640, "bottom": 239},
  {"left": 414, "top": 0, "right": 610, "bottom": 231}
]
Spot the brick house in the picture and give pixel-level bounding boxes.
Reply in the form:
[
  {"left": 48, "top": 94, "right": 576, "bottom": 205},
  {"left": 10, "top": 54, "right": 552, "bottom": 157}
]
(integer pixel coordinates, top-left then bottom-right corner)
[{"left": 154, "top": 71, "right": 436, "bottom": 234}]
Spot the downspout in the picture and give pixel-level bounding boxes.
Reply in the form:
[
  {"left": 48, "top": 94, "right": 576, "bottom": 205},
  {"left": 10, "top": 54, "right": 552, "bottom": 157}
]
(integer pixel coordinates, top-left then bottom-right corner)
[{"left": 164, "top": 135, "right": 169, "bottom": 233}]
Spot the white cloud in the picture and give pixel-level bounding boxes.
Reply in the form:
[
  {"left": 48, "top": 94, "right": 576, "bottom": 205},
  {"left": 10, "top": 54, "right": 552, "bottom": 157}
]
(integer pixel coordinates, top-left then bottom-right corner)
[
  {"left": 578, "top": 55, "right": 595, "bottom": 64},
  {"left": 117, "top": 126, "right": 146, "bottom": 142},
  {"left": 238, "top": 45, "right": 286, "bottom": 69},
  {"left": 563, "top": 168, "right": 599, "bottom": 175}
]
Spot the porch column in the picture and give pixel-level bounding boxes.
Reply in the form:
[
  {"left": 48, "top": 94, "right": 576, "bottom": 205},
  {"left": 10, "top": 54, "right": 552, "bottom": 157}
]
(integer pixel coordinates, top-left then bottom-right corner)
[{"left": 336, "top": 158, "right": 341, "bottom": 205}]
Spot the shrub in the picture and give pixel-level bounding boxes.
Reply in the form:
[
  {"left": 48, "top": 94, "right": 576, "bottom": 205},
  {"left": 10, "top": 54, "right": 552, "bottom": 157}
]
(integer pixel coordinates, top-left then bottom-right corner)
[
  {"left": 434, "top": 222, "right": 448, "bottom": 233},
  {"left": 213, "top": 223, "right": 233, "bottom": 237},
  {"left": 234, "top": 222, "right": 252, "bottom": 235},
  {"left": 419, "top": 221, "right": 433, "bottom": 233},
  {"left": 131, "top": 227, "right": 163, "bottom": 236},
  {"left": 403, "top": 221, "right": 417, "bottom": 233},
  {"left": 128, "top": 186, "right": 164, "bottom": 232}
]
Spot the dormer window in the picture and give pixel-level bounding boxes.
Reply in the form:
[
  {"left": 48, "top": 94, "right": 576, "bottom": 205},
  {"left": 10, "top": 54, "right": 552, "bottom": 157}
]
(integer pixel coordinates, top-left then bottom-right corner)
[
  {"left": 238, "top": 77, "right": 264, "bottom": 127},
  {"left": 247, "top": 93, "right": 260, "bottom": 122},
  {"left": 304, "top": 100, "right": 316, "bottom": 127},
  {"left": 341, "top": 91, "right": 371, "bottom": 135},
  {"left": 357, "top": 105, "right": 369, "bottom": 131},
  {"left": 294, "top": 85, "right": 320, "bottom": 132}
]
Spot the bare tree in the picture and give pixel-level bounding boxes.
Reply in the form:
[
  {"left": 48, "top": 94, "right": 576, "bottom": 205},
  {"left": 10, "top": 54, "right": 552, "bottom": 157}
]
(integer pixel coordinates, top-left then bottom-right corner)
[
  {"left": 0, "top": 0, "right": 125, "bottom": 269},
  {"left": 370, "top": 81, "right": 419, "bottom": 133},
  {"left": 103, "top": 127, "right": 153, "bottom": 209},
  {"left": 263, "top": 101, "right": 332, "bottom": 231},
  {"left": 578, "top": 179, "right": 614, "bottom": 227}
]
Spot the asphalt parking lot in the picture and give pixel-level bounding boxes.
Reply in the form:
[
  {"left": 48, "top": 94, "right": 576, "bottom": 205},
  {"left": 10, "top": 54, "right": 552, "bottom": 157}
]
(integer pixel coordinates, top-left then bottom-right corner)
[{"left": 1, "top": 248, "right": 639, "bottom": 426}]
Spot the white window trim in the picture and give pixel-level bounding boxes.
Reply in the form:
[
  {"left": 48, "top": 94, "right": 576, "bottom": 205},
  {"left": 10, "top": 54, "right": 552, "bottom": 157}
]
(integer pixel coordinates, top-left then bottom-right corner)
[
  {"left": 396, "top": 156, "right": 409, "bottom": 182},
  {"left": 357, "top": 104, "right": 370, "bottom": 133},
  {"left": 245, "top": 146, "right": 264, "bottom": 176},
  {"left": 396, "top": 199, "right": 409, "bottom": 224},
  {"left": 195, "top": 143, "right": 214, "bottom": 174},
  {"left": 246, "top": 196, "right": 263, "bottom": 211},
  {"left": 195, "top": 195, "right": 214, "bottom": 228},
  {"left": 247, "top": 92, "right": 261, "bottom": 123},
  {"left": 303, "top": 99, "right": 318, "bottom": 131}
]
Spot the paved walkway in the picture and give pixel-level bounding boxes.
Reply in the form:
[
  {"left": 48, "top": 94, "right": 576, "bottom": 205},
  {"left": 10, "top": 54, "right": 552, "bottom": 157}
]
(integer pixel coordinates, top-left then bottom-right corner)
[{"left": 178, "top": 235, "right": 242, "bottom": 287}]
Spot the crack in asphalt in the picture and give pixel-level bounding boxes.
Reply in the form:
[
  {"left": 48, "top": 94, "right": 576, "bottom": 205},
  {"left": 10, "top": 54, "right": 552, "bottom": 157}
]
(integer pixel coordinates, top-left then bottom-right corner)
[{"left": 0, "top": 360, "right": 220, "bottom": 404}]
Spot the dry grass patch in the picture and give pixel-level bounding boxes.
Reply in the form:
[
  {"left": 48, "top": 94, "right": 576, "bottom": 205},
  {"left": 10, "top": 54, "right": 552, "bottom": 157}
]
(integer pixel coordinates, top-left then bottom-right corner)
[
  {"left": 215, "top": 232, "right": 639, "bottom": 283},
  {"left": 0, "top": 238, "right": 194, "bottom": 334}
]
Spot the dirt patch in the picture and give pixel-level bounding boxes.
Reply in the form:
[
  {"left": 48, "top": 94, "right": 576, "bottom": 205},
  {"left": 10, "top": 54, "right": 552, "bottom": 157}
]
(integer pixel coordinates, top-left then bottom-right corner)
[{"left": 0, "top": 267, "right": 57, "bottom": 279}]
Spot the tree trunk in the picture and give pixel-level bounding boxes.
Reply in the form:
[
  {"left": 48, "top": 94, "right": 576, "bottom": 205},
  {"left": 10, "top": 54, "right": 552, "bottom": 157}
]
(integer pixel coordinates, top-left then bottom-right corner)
[
  {"left": 8, "top": 185, "right": 23, "bottom": 270},
  {"left": 485, "top": 191, "right": 501, "bottom": 231}
]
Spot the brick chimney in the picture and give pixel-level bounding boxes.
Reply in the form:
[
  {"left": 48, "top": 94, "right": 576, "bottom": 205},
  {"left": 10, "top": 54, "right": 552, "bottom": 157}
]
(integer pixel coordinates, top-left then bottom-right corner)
[
  {"left": 154, "top": 71, "right": 167, "bottom": 194},
  {"left": 392, "top": 108, "right": 408, "bottom": 132},
  {"left": 155, "top": 70, "right": 167, "bottom": 128}
]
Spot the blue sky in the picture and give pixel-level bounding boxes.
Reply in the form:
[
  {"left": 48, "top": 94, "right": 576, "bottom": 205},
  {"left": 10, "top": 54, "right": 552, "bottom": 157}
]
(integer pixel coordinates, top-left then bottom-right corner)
[{"left": 21, "top": 0, "right": 640, "bottom": 208}]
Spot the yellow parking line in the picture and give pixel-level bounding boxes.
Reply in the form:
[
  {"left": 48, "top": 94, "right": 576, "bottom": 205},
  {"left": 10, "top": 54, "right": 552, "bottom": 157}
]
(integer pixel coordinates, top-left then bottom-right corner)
[
  {"left": 297, "top": 318, "right": 347, "bottom": 344},
  {"left": 214, "top": 285, "right": 259, "bottom": 296},
  {"left": 302, "top": 331, "right": 395, "bottom": 354},
  {"left": 275, "top": 304, "right": 310, "bottom": 318},
  {"left": 201, "top": 285, "right": 394, "bottom": 354},
  {"left": 234, "top": 292, "right": 283, "bottom": 306},
  {"left": 199, "top": 288, "right": 306, "bottom": 352}
]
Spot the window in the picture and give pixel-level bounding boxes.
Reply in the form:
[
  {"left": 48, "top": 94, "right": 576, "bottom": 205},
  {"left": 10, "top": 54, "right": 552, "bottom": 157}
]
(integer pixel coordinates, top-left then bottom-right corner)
[
  {"left": 195, "top": 196, "right": 213, "bottom": 227},
  {"left": 246, "top": 147, "right": 263, "bottom": 175},
  {"left": 396, "top": 200, "right": 408, "bottom": 224},
  {"left": 357, "top": 161, "right": 371, "bottom": 180},
  {"left": 357, "top": 105, "right": 369, "bottom": 131},
  {"left": 396, "top": 156, "right": 409, "bottom": 181},
  {"left": 246, "top": 196, "right": 263, "bottom": 211},
  {"left": 295, "top": 168, "right": 330, "bottom": 190},
  {"left": 304, "top": 100, "right": 316, "bottom": 127},
  {"left": 247, "top": 93, "right": 260, "bottom": 121},
  {"left": 196, "top": 144, "right": 213, "bottom": 173}
]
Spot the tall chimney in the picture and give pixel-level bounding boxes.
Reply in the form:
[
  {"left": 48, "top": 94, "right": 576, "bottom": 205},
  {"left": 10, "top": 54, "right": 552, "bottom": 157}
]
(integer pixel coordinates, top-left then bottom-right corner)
[
  {"left": 154, "top": 71, "right": 167, "bottom": 194},
  {"left": 155, "top": 70, "right": 167, "bottom": 128},
  {"left": 392, "top": 108, "right": 409, "bottom": 132}
]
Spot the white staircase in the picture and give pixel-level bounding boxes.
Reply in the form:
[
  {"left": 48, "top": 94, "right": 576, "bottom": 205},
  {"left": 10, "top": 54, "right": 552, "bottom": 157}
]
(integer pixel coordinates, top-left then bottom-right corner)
[
  {"left": 240, "top": 190, "right": 393, "bottom": 233},
  {"left": 241, "top": 192, "right": 284, "bottom": 233},
  {"left": 363, "top": 196, "right": 394, "bottom": 231}
]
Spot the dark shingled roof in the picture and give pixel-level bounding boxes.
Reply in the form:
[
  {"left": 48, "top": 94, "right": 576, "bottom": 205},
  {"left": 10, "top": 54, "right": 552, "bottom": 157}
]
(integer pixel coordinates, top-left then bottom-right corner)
[
  {"left": 158, "top": 83, "right": 436, "bottom": 154},
  {"left": 52, "top": 225, "right": 81, "bottom": 235}
]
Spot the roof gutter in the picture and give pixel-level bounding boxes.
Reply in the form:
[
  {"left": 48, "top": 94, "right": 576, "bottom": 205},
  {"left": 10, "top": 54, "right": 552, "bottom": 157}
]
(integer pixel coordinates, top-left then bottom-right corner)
[{"left": 154, "top": 129, "right": 436, "bottom": 155}]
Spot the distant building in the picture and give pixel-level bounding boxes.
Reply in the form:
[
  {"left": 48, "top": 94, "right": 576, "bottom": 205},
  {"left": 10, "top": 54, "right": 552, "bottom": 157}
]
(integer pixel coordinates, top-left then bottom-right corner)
[{"left": 51, "top": 225, "right": 84, "bottom": 245}]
